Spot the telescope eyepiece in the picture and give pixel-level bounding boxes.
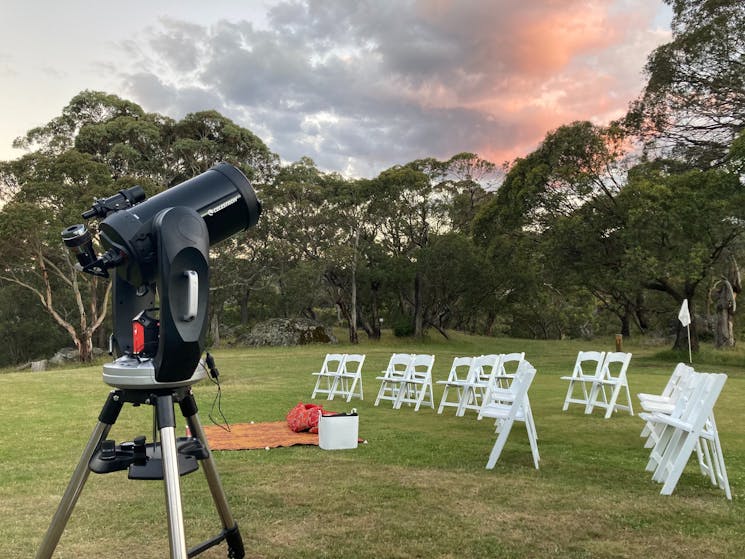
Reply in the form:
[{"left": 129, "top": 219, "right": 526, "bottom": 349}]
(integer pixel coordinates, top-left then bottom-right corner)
[{"left": 61, "top": 224, "right": 97, "bottom": 269}]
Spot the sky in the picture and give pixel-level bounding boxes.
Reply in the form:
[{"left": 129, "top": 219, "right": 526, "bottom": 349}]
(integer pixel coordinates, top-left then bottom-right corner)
[{"left": 0, "top": 0, "right": 672, "bottom": 178}]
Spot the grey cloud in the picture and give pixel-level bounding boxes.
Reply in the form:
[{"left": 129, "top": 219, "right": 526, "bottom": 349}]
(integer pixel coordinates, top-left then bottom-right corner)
[{"left": 116, "top": 0, "right": 660, "bottom": 177}]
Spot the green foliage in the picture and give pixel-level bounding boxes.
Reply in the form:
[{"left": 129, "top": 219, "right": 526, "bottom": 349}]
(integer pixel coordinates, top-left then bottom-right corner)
[
  {"left": 0, "top": 285, "right": 69, "bottom": 366},
  {"left": 629, "top": 0, "right": 745, "bottom": 165},
  {"left": 392, "top": 315, "right": 415, "bottom": 337}
]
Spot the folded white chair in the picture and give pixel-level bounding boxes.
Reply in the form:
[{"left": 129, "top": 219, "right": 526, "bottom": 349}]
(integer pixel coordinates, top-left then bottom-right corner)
[
  {"left": 394, "top": 354, "right": 436, "bottom": 411},
  {"left": 437, "top": 356, "right": 474, "bottom": 414},
  {"left": 640, "top": 372, "right": 731, "bottom": 499},
  {"left": 457, "top": 354, "right": 501, "bottom": 417},
  {"left": 638, "top": 366, "right": 721, "bottom": 486},
  {"left": 338, "top": 353, "right": 365, "bottom": 402},
  {"left": 479, "top": 361, "right": 539, "bottom": 469},
  {"left": 585, "top": 351, "right": 633, "bottom": 418},
  {"left": 638, "top": 363, "right": 695, "bottom": 446},
  {"left": 490, "top": 352, "right": 536, "bottom": 440},
  {"left": 374, "top": 353, "right": 413, "bottom": 407},
  {"left": 311, "top": 353, "right": 346, "bottom": 400},
  {"left": 561, "top": 351, "right": 605, "bottom": 412}
]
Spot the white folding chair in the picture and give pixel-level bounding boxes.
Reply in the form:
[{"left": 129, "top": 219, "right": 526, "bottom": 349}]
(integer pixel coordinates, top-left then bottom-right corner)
[
  {"left": 437, "top": 356, "right": 474, "bottom": 414},
  {"left": 561, "top": 351, "right": 605, "bottom": 412},
  {"left": 479, "top": 361, "right": 539, "bottom": 469},
  {"left": 338, "top": 353, "right": 365, "bottom": 402},
  {"left": 395, "top": 354, "right": 435, "bottom": 411},
  {"left": 640, "top": 372, "right": 730, "bottom": 499},
  {"left": 374, "top": 353, "right": 413, "bottom": 407},
  {"left": 457, "top": 354, "right": 501, "bottom": 416},
  {"left": 492, "top": 352, "right": 536, "bottom": 440},
  {"left": 585, "top": 351, "right": 633, "bottom": 418},
  {"left": 311, "top": 353, "right": 346, "bottom": 400}
]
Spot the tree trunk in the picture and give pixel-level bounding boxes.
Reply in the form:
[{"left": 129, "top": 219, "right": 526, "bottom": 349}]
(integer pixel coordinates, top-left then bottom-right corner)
[
  {"left": 714, "top": 279, "right": 736, "bottom": 348},
  {"left": 210, "top": 299, "right": 224, "bottom": 347},
  {"left": 350, "top": 227, "right": 359, "bottom": 344},
  {"left": 620, "top": 312, "right": 631, "bottom": 338},
  {"left": 240, "top": 288, "right": 250, "bottom": 325},
  {"left": 75, "top": 331, "right": 93, "bottom": 362},
  {"left": 413, "top": 272, "right": 424, "bottom": 338}
]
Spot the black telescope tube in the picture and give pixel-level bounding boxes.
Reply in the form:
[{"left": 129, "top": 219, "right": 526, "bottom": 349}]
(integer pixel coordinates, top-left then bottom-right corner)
[
  {"left": 98, "top": 162, "right": 261, "bottom": 286},
  {"left": 125, "top": 162, "right": 261, "bottom": 245}
]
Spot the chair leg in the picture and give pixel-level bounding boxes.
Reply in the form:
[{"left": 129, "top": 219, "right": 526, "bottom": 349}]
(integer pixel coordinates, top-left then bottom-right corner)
[
  {"left": 603, "top": 385, "right": 621, "bottom": 419},
  {"left": 562, "top": 381, "right": 575, "bottom": 411},
  {"left": 486, "top": 418, "right": 515, "bottom": 469},
  {"left": 526, "top": 415, "right": 540, "bottom": 469},
  {"left": 660, "top": 435, "right": 699, "bottom": 495},
  {"left": 624, "top": 384, "right": 634, "bottom": 416}
]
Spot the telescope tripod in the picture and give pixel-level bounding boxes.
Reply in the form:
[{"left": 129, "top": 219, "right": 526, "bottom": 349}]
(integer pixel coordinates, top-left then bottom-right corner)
[{"left": 36, "top": 386, "right": 244, "bottom": 559}]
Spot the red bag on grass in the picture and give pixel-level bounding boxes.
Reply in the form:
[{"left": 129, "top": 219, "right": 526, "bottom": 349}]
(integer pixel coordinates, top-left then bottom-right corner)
[
  {"left": 286, "top": 402, "right": 340, "bottom": 433},
  {"left": 286, "top": 402, "right": 323, "bottom": 433}
]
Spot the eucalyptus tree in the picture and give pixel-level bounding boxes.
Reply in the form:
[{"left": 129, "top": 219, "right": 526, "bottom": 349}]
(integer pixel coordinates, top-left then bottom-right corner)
[
  {"left": 0, "top": 151, "right": 115, "bottom": 361},
  {"left": 617, "top": 162, "right": 745, "bottom": 351},
  {"left": 433, "top": 152, "right": 502, "bottom": 233},
  {"left": 627, "top": 0, "right": 745, "bottom": 167},
  {"left": 365, "top": 164, "right": 444, "bottom": 338},
  {"left": 1, "top": 91, "right": 278, "bottom": 360},
  {"left": 473, "top": 121, "right": 640, "bottom": 337}
]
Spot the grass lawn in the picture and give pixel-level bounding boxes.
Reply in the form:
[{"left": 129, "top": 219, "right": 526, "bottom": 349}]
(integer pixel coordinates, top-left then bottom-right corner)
[{"left": 1, "top": 332, "right": 743, "bottom": 558}]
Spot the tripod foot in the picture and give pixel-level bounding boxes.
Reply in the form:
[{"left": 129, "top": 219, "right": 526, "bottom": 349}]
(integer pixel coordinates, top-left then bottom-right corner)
[{"left": 225, "top": 524, "right": 245, "bottom": 559}]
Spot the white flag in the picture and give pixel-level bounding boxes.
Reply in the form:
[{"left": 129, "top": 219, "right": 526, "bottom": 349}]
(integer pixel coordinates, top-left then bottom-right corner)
[{"left": 678, "top": 299, "right": 691, "bottom": 327}]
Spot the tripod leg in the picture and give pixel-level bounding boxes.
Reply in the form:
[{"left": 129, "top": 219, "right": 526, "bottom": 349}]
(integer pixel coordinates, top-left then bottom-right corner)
[
  {"left": 180, "top": 392, "right": 245, "bottom": 558},
  {"left": 36, "top": 391, "right": 123, "bottom": 559},
  {"left": 155, "top": 394, "right": 188, "bottom": 559}
]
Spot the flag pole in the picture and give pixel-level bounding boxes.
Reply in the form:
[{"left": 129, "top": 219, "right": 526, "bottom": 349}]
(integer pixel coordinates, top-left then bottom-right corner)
[
  {"left": 686, "top": 324, "right": 692, "bottom": 364},
  {"left": 678, "top": 299, "right": 692, "bottom": 364}
]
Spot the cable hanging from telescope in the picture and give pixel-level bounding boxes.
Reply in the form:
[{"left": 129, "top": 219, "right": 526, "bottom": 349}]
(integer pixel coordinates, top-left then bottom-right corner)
[{"left": 205, "top": 352, "right": 231, "bottom": 432}]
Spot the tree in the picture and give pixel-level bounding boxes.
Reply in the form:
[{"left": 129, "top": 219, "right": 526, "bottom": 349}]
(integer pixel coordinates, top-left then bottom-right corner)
[
  {"left": 2, "top": 91, "right": 278, "bottom": 362},
  {"left": 473, "top": 122, "right": 638, "bottom": 337},
  {"left": 627, "top": 0, "right": 745, "bottom": 167},
  {"left": 617, "top": 163, "right": 745, "bottom": 351},
  {"left": 366, "top": 165, "right": 441, "bottom": 338},
  {"left": 0, "top": 151, "right": 115, "bottom": 361},
  {"left": 416, "top": 232, "right": 499, "bottom": 337}
]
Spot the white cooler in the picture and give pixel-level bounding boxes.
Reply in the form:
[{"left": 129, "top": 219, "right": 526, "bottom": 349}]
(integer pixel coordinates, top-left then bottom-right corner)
[{"left": 318, "top": 411, "right": 359, "bottom": 450}]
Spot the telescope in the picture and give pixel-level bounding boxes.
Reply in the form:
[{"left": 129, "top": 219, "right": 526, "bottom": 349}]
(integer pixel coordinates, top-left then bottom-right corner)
[
  {"left": 39, "top": 162, "right": 260, "bottom": 559},
  {"left": 61, "top": 162, "right": 261, "bottom": 386}
]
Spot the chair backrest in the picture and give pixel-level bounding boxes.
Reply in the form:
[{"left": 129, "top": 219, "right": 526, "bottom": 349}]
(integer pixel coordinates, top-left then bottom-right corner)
[
  {"left": 409, "top": 354, "right": 435, "bottom": 380},
  {"left": 498, "top": 352, "right": 525, "bottom": 378},
  {"left": 482, "top": 360, "right": 536, "bottom": 414},
  {"left": 572, "top": 351, "right": 605, "bottom": 379},
  {"left": 384, "top": 353, "right": 412, "bottom": 379},
  {"left": 446, "top": 356, "right": 474, "bottom": 382},
  {"left": 342, "top": 354, "right": 365, "bottom": 374},
  {"left": 322, "top": 353, "right": 346, "bottom": 374},
  {"left": 510, "top": 361, "right": 537, "bottom": 400},
  {"left": 678, "top": 372, "right": 727, "bottom": 430},
  {"left": 663, "top": 363, "right": 696, "bottom": 399},
  {"left": 473, "top": 354, "right": 501, "bottom": 384},
  {"left": 601, "top": 352, "right": 632, "bottom": 381}
]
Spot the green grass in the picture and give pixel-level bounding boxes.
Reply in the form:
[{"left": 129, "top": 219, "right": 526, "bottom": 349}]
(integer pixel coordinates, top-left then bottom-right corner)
[{"left": 1, "top": 332, "right": 744, "bottom": 558}]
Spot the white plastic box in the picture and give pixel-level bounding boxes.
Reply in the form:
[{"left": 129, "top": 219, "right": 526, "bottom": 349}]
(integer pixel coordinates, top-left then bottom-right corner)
[{"left": 318, "top": 411, "right": 359, "bottom": 450}]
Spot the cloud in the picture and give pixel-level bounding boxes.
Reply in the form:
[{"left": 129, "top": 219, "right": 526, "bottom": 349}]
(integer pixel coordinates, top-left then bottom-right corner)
[{"left": 117, "top": 0, "right": 670, "bottom": 177}]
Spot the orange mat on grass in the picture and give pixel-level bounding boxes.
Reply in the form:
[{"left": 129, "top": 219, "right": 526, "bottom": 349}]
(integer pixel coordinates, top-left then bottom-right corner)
[{"left": 203, "top": 421, "right": 319, "bottom": 450}]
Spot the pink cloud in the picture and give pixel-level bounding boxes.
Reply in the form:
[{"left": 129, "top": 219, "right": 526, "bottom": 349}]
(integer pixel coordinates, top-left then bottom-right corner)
[{"left": 412, "top": 0, "right": 670, "bottom": 163}]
